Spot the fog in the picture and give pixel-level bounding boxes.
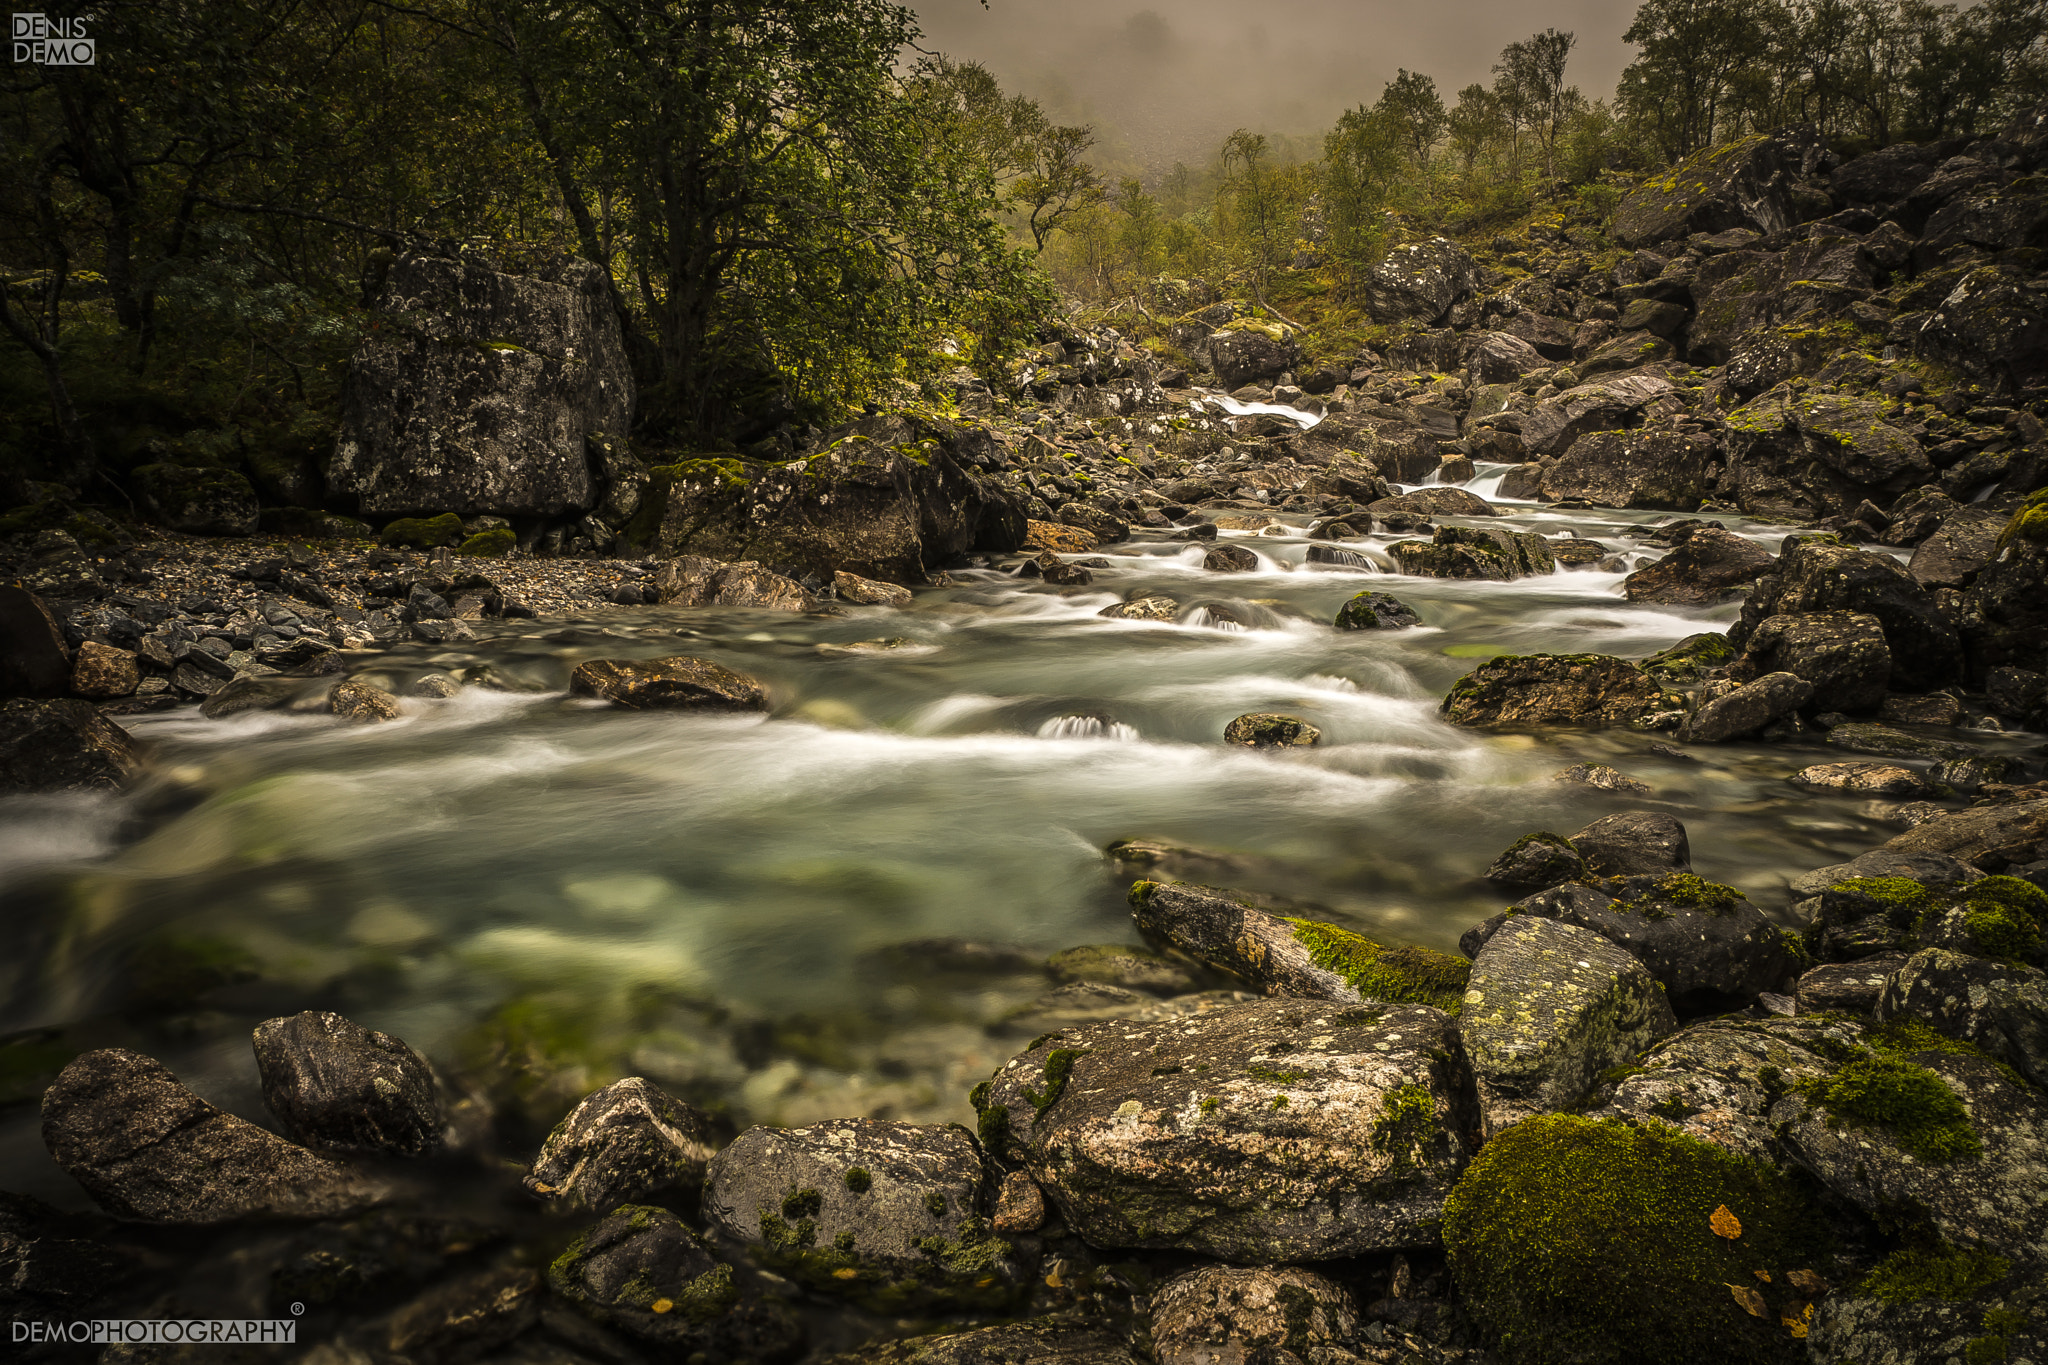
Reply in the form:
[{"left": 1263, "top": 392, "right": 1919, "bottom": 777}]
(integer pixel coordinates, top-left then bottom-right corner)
[{"left": 914, "top": 0, "right": 1639, "bottom": 176}]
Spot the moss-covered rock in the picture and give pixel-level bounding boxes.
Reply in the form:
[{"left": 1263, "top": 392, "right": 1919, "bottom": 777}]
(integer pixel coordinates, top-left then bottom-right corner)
[
  {"left": 1441, "top": 653, "right": 1685, "bottom": 730},
  {"left": 1222, "top": 712, "right": 1320, "bottom": 747},
  {"left": 1485, "top": 831, "right": 1587, "bottom": 892},
  {"left": 1443, "top": 1113, "right": 1823, "bottom": 1365},
  {"left": 378, "top": 513, "right": 465, "bottom": 549},
  {"left": 456, "top": 528, "right": 515, "bottom": 557}
]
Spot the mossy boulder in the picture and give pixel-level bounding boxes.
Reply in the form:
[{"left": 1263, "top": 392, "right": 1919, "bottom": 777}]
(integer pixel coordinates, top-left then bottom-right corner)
[
  {"left": 379, "top": 513, "right": 465, "bottom": 549},
  {"left": 1731, "top": 538, "right": 1960, "bottom": 692},
  {"left": 1613, "top": 133, "right": 1799, "bottom": 247},
  {"left": 1440, "top": 654, "right": 1685, "bottom": 731},
  {"left": 976, "top": 998, "right": 1476, "bottom": 1260},
  {"left": 456, "top": 528, "right": 515, "bottom": 557},
  {"left": 1877, "top": 948, "right": 2048, "bottom": 1089},
  {"left": 1390, "top": 524, "right": 1555, "bottom": 581},
  {"left": 1443, "top": 1114, "right": 1824, "bottom": 1365},
  {"left": 1485, "top": 831, "right": 1587, "bottom": 893},
  {"left": 1222, "top": 712, "right": 1319, "bottom": 747},
  {"left": 701, "top": 1117, "right": 1030, "bottom": 1313}
]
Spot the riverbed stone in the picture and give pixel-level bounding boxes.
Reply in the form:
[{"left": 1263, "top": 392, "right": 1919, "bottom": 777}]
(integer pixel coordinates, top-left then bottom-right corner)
[
  {"left": 975, "top": 999, "right": 1475, "bottom": 1259},
  {"left": 1808, "top": 1294, "right": 2048, "bottom": 1365},
  {"left": 1463, "top": 916, "right": 1677, "bottom": 1137},
  {"left": 1462, "top": 876, "right": 1796, "bottom": 1013},
  {"left": 654, "top": 556, "right": 813, "bottom": 611},
  {"left": 1676, "top": 670, "right": 1814, "bottom": 742},
  {"left": 42, "top": 1048, "right": 376, "bottom": 1224},
  {"left": 1333, "top": 591, "right": 1420, "bottom": 630},
  {"left": 0, "top": 699, "right": 143, "bottom": 794},
  {"left": 1824, "top": 720, "right": 1974, "bottom": 761},
  {"left": 1223, "top": 713, "right": 1319, "bottom": 747},
  {"left": 383, "top": 1265, "right": 544, "bottom": 1364},
  {"left": 253, "top": 1011, "right": 442, "bottom": 1157},
  {"left": 834, "top": 569, "right": 913, "bottom": 608},
  {"left": 1790, "top": 762, "right": 1925, "bottom": 797},
  {"left": 1540, "top": 430, "right": 1715, "bottom": 511},
  {"left": 1100, "top": 595, "right": 1178, "bottom": 622},
  {"left": 1147, "top": 1265, "right": 1362, "bottom": 1365},
  {"left": 1571, "top": 812, "right": 1690, "bottom": 877},
  {"left": 702, "top": 1117, "right": 1028, "bottom": 1310},
  {"left": 1796, "top": 954, "right": 1911, "bottom": 1014},
  {"left": 1590, "top": 1016, "right": 1840, "bottom": 1162},
  {"left": 1390, "top": 524, "right": 1554, "bottom": 580},
  {"left": 1047, "top": 945, "right": 1196, "bottom": 996},
  {"left": 1440, "top": 653, "right": 1683, "bottom": 730},
  {"left": 330, "top": 677, "right": 402, "bottom": 723},
  {"left": 1203, "top": 544, "right": 1259, "bottom": 573},
  {"left": 569, "top": 656, "right": 768, "bottom": 711},
  {"left": 1732, "top": 611, "right": 1891, "bottom": 714},
  {"left": 1732, "top": 537, "right": 1960, "bottom": 692},
  {"left": 1553, "top": 763, "right": 1653, "bottom": 795},
  {"left": 68, "top": 641, "right": 138, "bottom": 699},
  {"left": 1882, "top": 801, "right": 2048, "bottom": 872},
  {"left": 1876, "top": 949, "right": 2048, "bottom": 1089},
  {"left": 1484, "top": 832, "right": 1587, "bottom": 892},
  {"left": 525, "top": 1076, "right": 721, "bottom": 1211}
]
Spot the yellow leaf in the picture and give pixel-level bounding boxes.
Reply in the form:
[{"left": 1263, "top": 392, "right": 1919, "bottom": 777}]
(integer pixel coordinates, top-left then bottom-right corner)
[
  {"left": 1787, "top": 1269, "right": 1827, "bottom": 1295},
  {"left": 1783, "top": 1302, "right": 1814, "bottom": 1338},
  {"left": 651, "top": 1298, "right": 674, "bottom": 1314},
  {"left": 831, "top": 1268, "right": 859, "bottom": 1281},
  {"left": 1726, "top": 1283, "right": 1768, "bottom": 1318},
  {"left": 1710, "top": 1204, "right": 1743, "bottom": 1239},
  {"left": 1752, "top": 1269, "right": 1772, "bottom": 1283}
]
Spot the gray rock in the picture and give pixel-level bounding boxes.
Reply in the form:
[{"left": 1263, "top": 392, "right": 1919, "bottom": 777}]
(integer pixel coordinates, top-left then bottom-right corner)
[
  {"left": 1731, "top": 538, "right": 1959, "bottom": 692},
  {"left": 1589, "top": 1016, "right": 1841, "bottom": 1162},
  {"left": 656, "top": 556, "right": 815, "bottom": 611},
  {"left": 1677, "top": 670, "right": 1815, "bottom": 742},
  {"left": 1796, "top": 954, "right": 1911, "bottom": 1015},
  {"left": 1789, "top": 762, "right": 1924, "bottom": 797},
  {"left": 1789, "top": 850, "right": 1985, "bottom": 899},
  {"left": 1570, "top": 812, "right": 1689, "bottom": 877},
  {"left": 1099, "top": 596, "right": 1178, "bottom": 622},
  {"left": 383, "top": 1266, "right": 544, "bottom": 1364},
  {"left": 201, "top": 674, "right": 313, "bottom": 718},
  {"left": 1808, "top": 1294, "right": 2045, "bottom": 1365},
  {"left": 568, "top": 656, "right": 768, "bottom": 711},
  {"left": 703, "top": 1117, "right": 1027, "bottom": 1309},
  {"left": 1463, "top": 916, "right": 1676, "bottom": 1137},
  {"left": 1207, "top": 328, "right": 1301, "bottom": 389},
  {"left": 1222, "top": 713, "right": 1319, "bottom": 747},
  {"left": 1484, "top": 832, "right": 1586, "bottom": 892},
  {"left": 330, "top": 250, "right": 631, "bottom": 517},
  {"left": 1883, "top": 800, "right": 2048, "bottom": 873},
  {"left": 1540, "top": 430, "right": 1715, "bottom": 511},
  {"left": 976, "top": 999, "right": 1475, "bottom": 1260},
  {"left": 1908, "top": 506, "right": 2007, "bottom": 589},
  {"left": 1333, "top": 591, "right": 1421, "bottom": 630},
  {"left": 1553, "top": 763, "right": 1653, "bottom": 795},
  {"left": 253, "top": 1011, "right": 442, "bottom": 1157},
  {"left": 1877, "top": 948, "right": 2048, "bottom": 1089},
  {"left": 1389, "top": 524, "right": 1554, "bottom": 580},
  {"left": 1203, "top": 544, "right": 1259, "bottom": 573},
  {"left": 1465, "top": 330, "right": 1546, "bottom": 384},
  {"left": 1440, "top": 653, "right": 1682, "bottom": 731},
  {"left": 1733, "top": 611, "right": 1891, "bottom": 714},
  {"left": 1047, "top": 945, "right": 1197, "bottom": 996},
  {"left": 0, "top": 699, "right": 143, "bottom": 794},
  {"left": 41, "top": 1048, "right": 376, "bottom": 1224},
  {"left": 1147, "top": 1265, "right": 1364, "bottom": 1365},
  {"left": 66, "top": 640, "right": 136, "bottom": 698},
  {"left": 1362, "top": 238, "right": 1479, "bottom": 324},
  {"left": 525, "top": 1076, "right": 720, "bottom": 1211}
]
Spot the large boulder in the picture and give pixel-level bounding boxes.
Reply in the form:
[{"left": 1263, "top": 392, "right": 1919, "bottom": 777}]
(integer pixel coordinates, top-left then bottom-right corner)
[
  {"left": 974, "top": 999, "right": 1476, "bottom": 1260},
  {"left": 1389, "top": 524, "right": 1554, "bottom": 580},
  {"left": 1440, "top": 654, "right": 1683, "bottom": 730},
  {"left": 1363, "top": 238, "right": 1479, "bottom": 324},
  {"left": 1622, "top": 525, "right": 1773, "bottom": 604},
  {"left": 1730, "top": 538, "right": 1960, "bottom": 691},
  {"left": 41, "top": 1049, "right": 376, "bottom": 1224},
  {"left": 0, "top": 586, "right": 72, "bottom": 697},
  {"left": 1538, "top": 431, "right": 1715, "bottom": 511},
  {"left": 1206, "top": 324, "right": 1300, "bottom": 388},
  {"left": 1518, "top": 372, "right": 1678, "bottom": 458},
  {"left": 329, "top": 249, "right": 632, "bottom": 516},
  {"left": 1676, "top": 670, "right": 1814, "bottom": 742},
  {"left": 647, "top": 413, "right": 1026, "bottom": 584},
  {"left": 524, "top": 1077, "right": 720, "bottom": 1211},
  {"left": 1569, "top": 812, "right": 1690, "bottom": 877},
  {"left": 1613, "top": 133, "right": 1801, "bottom": 247},
  {"left": 1590, "top": 1015, "right": 1839, "bottom": 1161},
  {"left": 1965, "top": 535, "right": 2048, "bottom": 682},
  {"left": 1462, "top": 917, "right": 1676, "bottom": 1137},
  {"left": 1915, "top": 263, "right": 2048, "bottom": 393},
  {"left": 1877, "top": 949, "right": 2048, "bottom": 1090},
  {"left": 1730, "top": 610, "right": 1890, "bottom": 713},
  {"left": 702, "top": 1117, "right": 1029, "bottom": 1310},
  {"left": 652, "top": 556, "right": 814, "bottom": 611},
  {"left": 1907, "top": 506, "right": 2006, "bottom": 589},
  {"left": 1465, "top": 330, "right": 1547, "bottom": 384},
  {"left": 1880, "top": 799, "right": 2048, "bottom": 873},
  {"left": 1721, "top": 387, "right": 1932, "bottom": 519},
  {"left": 0, "top": 699, "right": 142, "bottom": 794},
  {"left": 252, "top": 1011, "right": 442, "bottom": 1157}
]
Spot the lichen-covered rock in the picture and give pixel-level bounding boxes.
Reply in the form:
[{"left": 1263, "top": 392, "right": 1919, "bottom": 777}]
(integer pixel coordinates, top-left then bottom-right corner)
[
  {"left": 1916, "top": 262, "right": 2048, "bottom": 394},
  {"left": 1462, "top": 875, "right": 1794, "bottom": 1015},
  {"left": 1484, "top": 832, "right": 1587, "bottom": 892},
  {"left": 1908, "top": 506, "right": 2007, "bottom": 589},
  {"left": 1877, "top": 949, "right": 2048, "bottom": 1090},
  {"left": 68, "top": 640, "right": 138, "bottom": 699},
  {"left": 1463, "top": 917, "right": 1677, "bottom": 1137},
  {"left": 0, "top": 699, "right": 142, "bottom": 794},
  {"left": 329, "top": 249, "right": 631, "bottom": 517},
  {"left": 1465, "top": 329, "right": 1546, "bottom": 384},
  {"left": 330, "top": 677, "right": 402, "bottom": 723},
  {"left": 1614, "top": 134, "right": 1802, "bottom": 246},
  {"left": 131, "top": 463, "right": 260, "bottom": 536},
  {"left": 548, "top": 1204, "right": 802, "bottom": 1358},
  {"left": 525, "top": 1077, "right": 720, "bottom": 1211},
  {"left": 1362, "top": 237, "right": 1479, "bottom": 323},
  {"left": 41, "top": 1049, "right": 377, "bottom": 1224},
  {"left": 1333, "top": 591, "right": 1420, "bottom": 630},
  {"left": 1554, "top": 763, "right": 1654, "bottom": 795},
  {"left": 1966, "top": 537, "right": 2048, "bottom": 685},
  {"left": 653, "top": 556, "right": 814, "bottom": 611},
  {"left": 1589, "top": 1016, "right": 1840, "bottom": 1162},
  {"left": 1790, "top": 762, "right": 1925, "bottom": 797},
  {"left": 833, "top": 570, "right": 913, "bottom": 608},
  {"left": 1440, "top": 654, "right": 1683, "bottom": 730},
  {"left": 975, "top": 999, "right": 1475, "bottom": 1260},
  {"left": 1128, "top": 880, "right": 1469, "bottom": 1012},
  {"left": 569, "top": 656, "right": 768, "bottom": 711},
  {"left": 1367, "top": 486, "right": 1496, "bottom": 519},
  {"left": 1882, "top": 802, "right": 2048, "bottom": 873},
  {"left": 1443, "top": 1113, "right": 1822, "bottom": 1365},
  {"left": 1207, "top": 325, "right": 1301, "bottom": 389},
  {"left": 647, "top": 412, "right": 1025, "bottom": 584},
  {"left": 1203, "top": 544, "right": 1259, "bottom": 573},
  {"left": 1222, "top": 713, "right": 1319, "bottom": 747},
  {"left": 1676, "top": 670, "right": 1814, "bottom": 743},
  {"left": 1824, "top": 720, "right": 1975, "bottom": 762},
  {"left": 1731, "top": 611, "right": 1890, "bottom": 714},
  {"left": 1731, "top": 537, "right": 1960, "bottom": 692},
  {"left": 1808, "top": 1288, "right": 2047, "bottom": 1365},
  {"left": 1622, "top": 525, "right": 1774, "bottom": 606},
  {"left": 1099, "top": 595, "right": 1179, "bottom": 622},
  {"left": 1147, "top": 1265, "right": 1363, "bottom": 1365},
  {"left": 1518, "top": 372, "right": 1679, "bottom": 458},
  {"left": 253, "top": 1011, "right": 442, "bottom": 1157},
  {"left": 1796, "top": 954, "right": 1910, "bottom": 1015},
  {"left": 1537, "top": 430, "right": 1715, "bottom": 511},
  {"left": 823, "top": 1317, "right": 1143, "bottom": 1365},
  {"left": 1389, "top": 524, "right": 1554, "bottom": 580},
  {"left": 702, "top": 1118, "right": 1028, "bottom": 1311}
]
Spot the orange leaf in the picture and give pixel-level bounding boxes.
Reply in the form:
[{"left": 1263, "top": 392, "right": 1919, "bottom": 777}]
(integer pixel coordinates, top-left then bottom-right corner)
[
  {"left": 1710, "top": 1204, "right": 1742, "bottom": 1239},
  {"left": 1752, "top": 1269, "right": 1772, "bottom": 1283},
  {"left": 1787, "top": 1269, "right": 1827, "bottom": 1295},
  {"left": 1782, "top": 1302, "right": 1814, "bottom": 1338},
  {"left": 1726, "top": 1283, "right": 1768, "bottom": 1318}
]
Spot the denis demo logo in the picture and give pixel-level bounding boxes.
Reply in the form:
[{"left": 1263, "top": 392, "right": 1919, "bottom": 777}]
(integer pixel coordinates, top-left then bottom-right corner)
[{"left": 13, "top": 13, "right": 95, "bottom": 64}]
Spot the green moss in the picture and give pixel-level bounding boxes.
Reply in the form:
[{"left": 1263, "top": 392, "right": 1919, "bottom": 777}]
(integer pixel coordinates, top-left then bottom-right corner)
[
  {"left": 1858, "top": 1241, "right": 2010, "bottom": 1303},
  {"left": 1964, "top": 902, "right": 2043, "bottom": 961},
  {"left": 1246, "top": 1061, "right": 1308, "bottom": 1084},
  {"left": 1443, "top": 1114, "right": 1824, "bottom": 1365},
  {"left": 1618, "top": 874, "right": 1748, "bottom": 917},
  {"left": 1962, "top": 875, "right": 2048, "bottom": 922},
  {"left": 1371, "top": 1083, "right": 1437, "bottom": 1169},
  {"left": 833, "top": 1229, "right": 856, "bottom": 1252},
  {"left": 977, "top": 1103, "right": 1009, "bottom": 1149},
  {"left": 1023, "top": 1048, "right": 1089, "bottom": 1115},
  {"left": 1200, "top": 1096, "right": 1221, "bottom": 1115},
  {"left": 377, "top": 512, "right": 465, "bottom": 549},
  {"left": 456, "top": 528, "right": 515, "bottom": 557},
  {"left": 923, "top": 1190, "right": 947, "bottom": 1217},
  {"left": 1806, "top": 1055, "right": 1980, "bottom": 1163},
  {"left": 1286, "top": 920, "right": 1470, "bottom": 1015},
  {"left": 1840, "top": 876, "right": 1943, "bottom": 929},
  {"left": 843, "top": 1167, "right": 872, "bottom": 1193}
]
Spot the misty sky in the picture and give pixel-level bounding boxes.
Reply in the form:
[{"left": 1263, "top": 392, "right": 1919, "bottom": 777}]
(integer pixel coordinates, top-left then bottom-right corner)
[{"left": 913, "top": 0, "right": 1642, "bottom": 175}]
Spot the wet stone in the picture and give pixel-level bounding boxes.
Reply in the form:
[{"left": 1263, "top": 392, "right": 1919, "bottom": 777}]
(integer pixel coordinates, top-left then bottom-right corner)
[
  {"left": 1790, "top": 762, "right": 1925, "bottom": 797},
  {"left": 1223, "top": 712, "right": 1320, "bottom": 748},
  {"left": 525, "top": 1076, "right": 721, "bottom": 1212},
  {"left": 254, "top": 1010, "right": 442, "bottom": 1157},
  {"left": 331, "top": 677, "right": 402, "bottom": 723},
  {"left": 569, "top": 655, "right": 769, "bottom": 711},
  {"left": 1148, "top": 1264, "right": 1363, "bottom": 1365}
]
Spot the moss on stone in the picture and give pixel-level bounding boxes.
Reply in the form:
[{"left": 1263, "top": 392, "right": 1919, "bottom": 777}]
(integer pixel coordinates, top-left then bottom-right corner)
[
  {"left": 1370, "top": 1082, "right": 1437, "bottom": 1170},
  {"left": 1287, "top": 920, "right": 1470, "bottom": 1014},
  {"left": 1023, "top": 1048, "right": 1089, "bottom": 1115},
  {"left": 378, "top": 512, "right": 464, "bottom": 549},
  {"left": 456, "top": 528, "right": 515, "bottom": 557},
  {"left": 1443, "top": 1114, "right": 1822, "bottom": 1365},
  {"left": 1965, "top": 902, "right": 2043, "bottom": 962},
  {"left": 1805, "top": 1055, "right": 1980, "bottom": 1163},
  {"left": 1858, "top": 1241, "right": 2010, "bottom": 1303},
  {"left": 843, "top": 1167, "right": 872, "bottom": 1193},
  {"left": 1617, "top": 874, "right": 1749, "bottom": 917}
]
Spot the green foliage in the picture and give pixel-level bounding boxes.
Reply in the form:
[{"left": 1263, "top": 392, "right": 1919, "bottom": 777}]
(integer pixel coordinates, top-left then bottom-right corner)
[
  {"left": 1858, "top": 1241, "right": 2011, "bottom": 1302},
  {"left": 1287, "top": 919, "right": 1470, "bottom": 1014},
  {"left": 1444, "top": 1114, "right": 1823, "bottom": 1364}
]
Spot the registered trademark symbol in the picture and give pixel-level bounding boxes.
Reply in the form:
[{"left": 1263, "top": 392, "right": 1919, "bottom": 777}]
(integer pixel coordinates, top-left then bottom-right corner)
[{"left": 290, "top": 1303, "right": 304, "bottom": 1317}]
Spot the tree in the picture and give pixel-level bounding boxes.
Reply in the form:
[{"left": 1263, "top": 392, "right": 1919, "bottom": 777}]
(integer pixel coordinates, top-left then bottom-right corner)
[
  {"left": 1379, "top": 70, "right": 1450, "bottom": 171},
  {"left": 1323, "top": 104, "right": 1405, "bottom": 295},
  {"left": 1011, "top": 117, "right": 1107, "bottom": 252},
  {"left": 1494, "top": 29, "right": 1581, "bottom": 179},
  {"left": 1619, "top": 0, "right": 1784, "bottom": 159}
]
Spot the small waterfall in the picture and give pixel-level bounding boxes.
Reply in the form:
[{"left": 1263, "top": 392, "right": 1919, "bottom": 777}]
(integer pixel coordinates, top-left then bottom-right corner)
[{"left": 1036, "top": 714, "right": 1140, "bottom": 741}]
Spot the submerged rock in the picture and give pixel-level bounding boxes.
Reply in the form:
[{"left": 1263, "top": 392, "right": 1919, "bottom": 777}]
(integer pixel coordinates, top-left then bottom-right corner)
[
  {"left": 1147, "top": 1265, "right": 1362, "bottom": 1365},
  {"left": 569, "top": 656, "right": 768, "bottom": 711},
  {"left": 976, "top": 998, "right": 1475, "bottom": 1259},
  {"left": 525, "top": 1076, "right": 721, "bottom": 1211},
  {"left": 702, "top": 1117, "right": 1028, "bottom": 1311},
  {"left": 330, "top": 677, "right": 402, "bottom": 723},
  {"left": 1047, "top": 944, "right": 1197, "bottom": 996},
  {"left": 1203, "top": 544, "right": 1259, "bottom": 573},
  {"left": 1463, "top": 916, "right": 1677, "bottom": 1137},
  {"left": 253, "top": 1010, "right": 442, "bottom": 1157},
  {"left": 42, "top": 1049, "right": 376, "bottom": 1224}
]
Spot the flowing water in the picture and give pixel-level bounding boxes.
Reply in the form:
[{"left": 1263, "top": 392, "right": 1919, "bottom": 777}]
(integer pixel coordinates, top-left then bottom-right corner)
[{"left": 0, "top": 470, "right": 1996, "bottom": 1207}]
